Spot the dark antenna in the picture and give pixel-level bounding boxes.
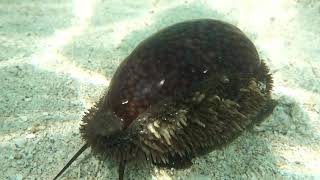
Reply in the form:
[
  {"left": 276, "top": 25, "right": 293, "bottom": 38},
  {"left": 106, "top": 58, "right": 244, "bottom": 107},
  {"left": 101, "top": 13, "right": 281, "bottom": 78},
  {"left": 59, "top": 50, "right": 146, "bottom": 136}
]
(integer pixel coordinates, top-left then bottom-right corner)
[
  {"left": 53, "top": 143, "right": 89, "bottom": 180},
  {"left": 118, "top": 160, "right": 126, "bottom": 180}
]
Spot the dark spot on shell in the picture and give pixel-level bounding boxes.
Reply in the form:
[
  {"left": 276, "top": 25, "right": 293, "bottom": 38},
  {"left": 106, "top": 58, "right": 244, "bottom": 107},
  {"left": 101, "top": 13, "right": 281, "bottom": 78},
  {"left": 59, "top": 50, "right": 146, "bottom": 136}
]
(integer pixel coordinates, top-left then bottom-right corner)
[{"left": 54, "top": 19, "right": 276, "bottom": 180}]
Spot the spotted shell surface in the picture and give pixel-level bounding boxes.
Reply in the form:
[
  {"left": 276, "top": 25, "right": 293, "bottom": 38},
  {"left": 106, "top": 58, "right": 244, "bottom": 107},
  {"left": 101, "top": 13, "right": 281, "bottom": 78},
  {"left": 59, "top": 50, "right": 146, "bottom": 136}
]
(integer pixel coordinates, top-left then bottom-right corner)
[{"left": 80, "top": 19, "right": 275, "bottom": 168}]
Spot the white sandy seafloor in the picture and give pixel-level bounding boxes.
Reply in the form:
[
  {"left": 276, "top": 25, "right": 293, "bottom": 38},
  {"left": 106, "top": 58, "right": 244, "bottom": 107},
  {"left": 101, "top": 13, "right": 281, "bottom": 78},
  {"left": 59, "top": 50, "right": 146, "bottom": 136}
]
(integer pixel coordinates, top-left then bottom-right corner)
[{"left": 1, "top": 0, "right": 319, "bottom": 179}]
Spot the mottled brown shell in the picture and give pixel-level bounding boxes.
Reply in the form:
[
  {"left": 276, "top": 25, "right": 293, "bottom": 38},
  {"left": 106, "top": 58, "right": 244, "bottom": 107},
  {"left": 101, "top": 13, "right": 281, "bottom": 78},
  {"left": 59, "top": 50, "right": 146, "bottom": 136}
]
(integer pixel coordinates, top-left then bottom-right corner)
[{"left": 80, "top": 19, "right": 275, "bottom": 171}]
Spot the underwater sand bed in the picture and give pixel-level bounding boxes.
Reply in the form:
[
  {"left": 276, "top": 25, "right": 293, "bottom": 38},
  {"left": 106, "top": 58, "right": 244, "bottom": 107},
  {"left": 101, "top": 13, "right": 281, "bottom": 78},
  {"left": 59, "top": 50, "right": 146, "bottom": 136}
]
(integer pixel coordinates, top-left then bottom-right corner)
[{"left": 1, "top": 0, "right": 319, "bottom": 179}]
